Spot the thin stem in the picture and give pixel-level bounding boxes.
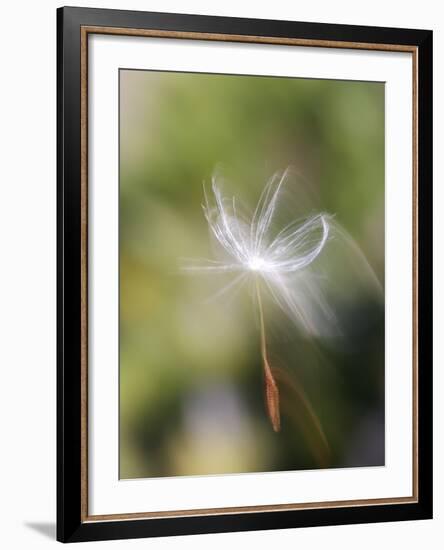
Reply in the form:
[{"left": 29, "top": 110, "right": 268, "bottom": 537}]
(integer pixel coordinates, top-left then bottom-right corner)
[
  {"left": 255, "top": 280, "right": 267, "bottom": 363},
  {"left": 255, "top": 279, "right": 280, "bottom": 432}
]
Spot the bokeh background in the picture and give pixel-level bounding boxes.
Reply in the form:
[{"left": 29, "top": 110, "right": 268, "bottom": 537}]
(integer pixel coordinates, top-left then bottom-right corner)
[{"left": 119, "top": 69, "right": 385, "bottom": 479}]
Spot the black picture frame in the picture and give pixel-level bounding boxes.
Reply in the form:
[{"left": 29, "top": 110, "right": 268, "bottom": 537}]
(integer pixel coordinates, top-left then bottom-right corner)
[{"left": 57, "top": 5, "right": 433, "bottom": 543}]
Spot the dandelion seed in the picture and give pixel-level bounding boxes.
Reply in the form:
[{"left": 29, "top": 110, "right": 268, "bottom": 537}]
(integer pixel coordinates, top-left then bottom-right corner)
[{"left": 182, "top": 168, "right": 334, "bottom": 431}]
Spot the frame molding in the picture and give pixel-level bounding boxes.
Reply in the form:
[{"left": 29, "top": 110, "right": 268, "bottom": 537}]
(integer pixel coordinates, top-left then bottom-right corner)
[{"left": 57, "top": 6, "right": 432, "bottom": 542}]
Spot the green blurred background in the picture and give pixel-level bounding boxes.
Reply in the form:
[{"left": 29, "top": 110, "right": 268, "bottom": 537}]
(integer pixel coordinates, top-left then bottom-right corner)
[{"left": 119, "top": 69, "right": 385, "bottom": 479}]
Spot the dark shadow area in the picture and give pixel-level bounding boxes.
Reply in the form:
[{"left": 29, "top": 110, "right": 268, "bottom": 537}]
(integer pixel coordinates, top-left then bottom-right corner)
[{"left": 24, "top": 522, "right": 56, "bottom": 540}]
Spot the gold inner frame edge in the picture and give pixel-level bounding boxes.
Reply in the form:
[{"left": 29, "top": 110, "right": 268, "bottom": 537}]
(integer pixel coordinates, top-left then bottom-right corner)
[{"left": 79, "top": 25, "right": 419, "bottom": 523}]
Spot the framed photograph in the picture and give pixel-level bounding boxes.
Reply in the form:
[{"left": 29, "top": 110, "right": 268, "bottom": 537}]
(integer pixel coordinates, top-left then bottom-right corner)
[{"left": 57, "top": 6, "right": 433, "bottom": 543}]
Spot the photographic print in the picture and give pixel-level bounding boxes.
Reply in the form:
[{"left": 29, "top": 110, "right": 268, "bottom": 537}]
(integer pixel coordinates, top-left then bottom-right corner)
[
  {"left": 119, "top": 70, "right": 385, "bottom": 480},
  {"left": 58, "top": 8, "right": 432, "bottom": 542}
]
